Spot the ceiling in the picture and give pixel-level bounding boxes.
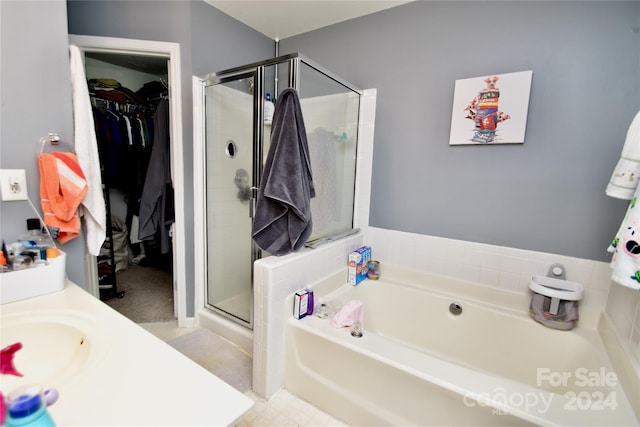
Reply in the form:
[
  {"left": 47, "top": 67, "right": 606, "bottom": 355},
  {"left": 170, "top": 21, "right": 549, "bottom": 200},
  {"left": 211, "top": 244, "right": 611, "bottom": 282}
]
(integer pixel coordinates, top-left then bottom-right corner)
[
  {"left": 205, "top": 0, "right": 413, "bottom": 40},
  {"left": 83, "top": 1, "right": 412, "bottom": 75}
]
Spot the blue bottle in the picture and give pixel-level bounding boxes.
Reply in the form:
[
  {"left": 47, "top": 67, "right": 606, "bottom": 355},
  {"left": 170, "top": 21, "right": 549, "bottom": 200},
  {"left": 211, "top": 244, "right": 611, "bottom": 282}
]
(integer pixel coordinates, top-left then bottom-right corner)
[{"left": 5, "top": 385, "right": 55, "bottom": 427}]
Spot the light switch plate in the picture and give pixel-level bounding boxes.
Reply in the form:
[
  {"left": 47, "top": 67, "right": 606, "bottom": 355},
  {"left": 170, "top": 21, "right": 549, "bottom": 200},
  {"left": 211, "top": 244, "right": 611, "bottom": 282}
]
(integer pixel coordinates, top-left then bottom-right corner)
[{"left": 0, "top": 169, "right": 28, "bottom": 201}]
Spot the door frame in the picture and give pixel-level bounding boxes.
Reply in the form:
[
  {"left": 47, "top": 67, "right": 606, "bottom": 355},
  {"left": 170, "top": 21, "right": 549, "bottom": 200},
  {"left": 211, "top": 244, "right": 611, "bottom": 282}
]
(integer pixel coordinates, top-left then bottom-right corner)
[
  {"left": 69, "top": 35, "right": 188, "bottom": 326},
  {"left": 193, "top": 76, "right": 205, "bottom": 315}
]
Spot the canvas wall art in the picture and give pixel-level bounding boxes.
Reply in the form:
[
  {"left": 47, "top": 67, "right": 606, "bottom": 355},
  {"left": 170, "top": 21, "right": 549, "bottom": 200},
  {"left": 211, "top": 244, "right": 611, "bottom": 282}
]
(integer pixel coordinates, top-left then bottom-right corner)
[{"left": 449, "top": 70, "right": 533, "bottom": 145}]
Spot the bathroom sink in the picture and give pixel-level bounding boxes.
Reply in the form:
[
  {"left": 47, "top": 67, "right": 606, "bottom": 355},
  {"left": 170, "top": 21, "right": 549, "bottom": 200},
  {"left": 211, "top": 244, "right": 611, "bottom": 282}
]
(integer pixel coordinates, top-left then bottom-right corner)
[{"left": 0, "top": 310, "right": 107, "bottom": 391}]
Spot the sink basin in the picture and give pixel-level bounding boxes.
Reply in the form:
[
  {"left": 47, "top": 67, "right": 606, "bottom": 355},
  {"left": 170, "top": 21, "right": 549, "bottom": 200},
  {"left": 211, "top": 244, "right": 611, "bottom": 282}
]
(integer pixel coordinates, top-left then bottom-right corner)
[{"left": 1, "top": 310, "right": 108, "bottom": 391}]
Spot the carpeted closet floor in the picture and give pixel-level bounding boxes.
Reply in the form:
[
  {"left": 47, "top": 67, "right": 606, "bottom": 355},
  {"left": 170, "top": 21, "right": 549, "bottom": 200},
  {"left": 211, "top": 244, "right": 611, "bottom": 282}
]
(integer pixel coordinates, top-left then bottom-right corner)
[{"left": 103, "top": 264, "right": 175, "bottom": 323}]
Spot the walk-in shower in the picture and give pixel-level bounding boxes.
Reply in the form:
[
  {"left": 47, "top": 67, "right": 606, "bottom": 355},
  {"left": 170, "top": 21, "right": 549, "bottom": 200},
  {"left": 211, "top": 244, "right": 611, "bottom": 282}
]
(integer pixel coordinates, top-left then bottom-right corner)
[{"left": 201, "top": 53, "right": 361, "bottom": 330}]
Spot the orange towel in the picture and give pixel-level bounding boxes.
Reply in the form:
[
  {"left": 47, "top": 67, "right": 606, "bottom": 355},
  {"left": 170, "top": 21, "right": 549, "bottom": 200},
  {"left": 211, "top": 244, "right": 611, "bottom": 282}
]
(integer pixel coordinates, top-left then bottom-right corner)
[{"left": 38, "top": 152, "right": 88, "bottom": 244}]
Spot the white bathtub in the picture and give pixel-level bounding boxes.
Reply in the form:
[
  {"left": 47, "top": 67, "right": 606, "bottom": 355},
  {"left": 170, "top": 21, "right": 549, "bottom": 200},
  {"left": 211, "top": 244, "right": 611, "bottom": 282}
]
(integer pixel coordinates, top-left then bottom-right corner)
[{"left": 285, "top": 265, "right": 638, "bottom": 426}]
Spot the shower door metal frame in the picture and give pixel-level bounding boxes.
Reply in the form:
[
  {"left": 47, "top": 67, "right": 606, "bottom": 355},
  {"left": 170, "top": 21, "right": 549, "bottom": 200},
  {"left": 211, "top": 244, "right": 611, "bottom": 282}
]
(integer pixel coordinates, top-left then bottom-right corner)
[
  {"left": 251, "top": 66, "right": 264, "bottom": 267},
  {"left": 202, "top": 69, "right": 261, "bottom": 329},
  {"left": 200, "top": 53, "right": 362, "bottom": 330},
  {"left": 209, "top": 53, "right": 361, "bottom": 97}
]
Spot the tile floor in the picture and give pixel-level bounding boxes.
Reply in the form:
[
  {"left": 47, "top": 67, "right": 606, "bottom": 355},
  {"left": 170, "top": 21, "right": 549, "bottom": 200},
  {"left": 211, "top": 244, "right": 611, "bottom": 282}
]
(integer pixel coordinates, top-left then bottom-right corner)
[
  {"left": 140, "top": 321, "right": 346, "bottom": 427},
  {"left": 239, "top": 389, "right": 346, "bottom": 427}
]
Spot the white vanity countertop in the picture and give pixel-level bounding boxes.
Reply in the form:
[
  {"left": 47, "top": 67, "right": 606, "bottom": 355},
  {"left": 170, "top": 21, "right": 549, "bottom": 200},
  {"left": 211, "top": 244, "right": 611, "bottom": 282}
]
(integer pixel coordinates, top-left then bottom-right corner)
[{"left": 0, "top": 281, "right": 253, "bottom": 426}]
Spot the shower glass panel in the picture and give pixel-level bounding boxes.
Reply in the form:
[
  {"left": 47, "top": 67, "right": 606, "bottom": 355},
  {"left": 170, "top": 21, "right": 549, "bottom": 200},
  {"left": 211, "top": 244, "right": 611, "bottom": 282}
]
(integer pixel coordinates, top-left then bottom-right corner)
[
  {"left": 297, "top": 62, "right": 360, "bottom": 241},
  {"left": 204, "top": 73, "right": 255, "bottom": 327},
  {"left": 203, "top": 54, "right": 361, "bottom": 331}
]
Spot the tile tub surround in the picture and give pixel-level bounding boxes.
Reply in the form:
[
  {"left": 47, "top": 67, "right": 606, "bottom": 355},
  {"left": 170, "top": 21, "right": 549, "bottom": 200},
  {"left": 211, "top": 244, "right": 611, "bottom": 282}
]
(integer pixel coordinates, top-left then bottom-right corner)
[
  {"left": 606, "top": 283, "right": 640, "bottom": 364},
  {"left": 604, "top": 283, "right": 640, "bottom": 420},
  {"left": 363, "top": 226, "right": 613, "bottom": 312}
]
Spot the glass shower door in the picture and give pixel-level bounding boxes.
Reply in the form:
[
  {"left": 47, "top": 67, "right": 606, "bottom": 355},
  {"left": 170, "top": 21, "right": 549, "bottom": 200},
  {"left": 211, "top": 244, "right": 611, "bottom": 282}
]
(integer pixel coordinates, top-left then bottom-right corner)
[{"left": 204, "top": 73, "right": 255, "bottom": 327}]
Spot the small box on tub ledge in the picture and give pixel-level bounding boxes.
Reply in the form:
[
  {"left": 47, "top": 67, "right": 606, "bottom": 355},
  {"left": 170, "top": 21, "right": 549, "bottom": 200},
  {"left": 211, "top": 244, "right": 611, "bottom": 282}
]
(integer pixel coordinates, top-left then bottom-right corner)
[
  {"left": 348, "top": 246, "right": 371, "bottom": 286},
  {"left": 0, "top": 252, "right": 66, "bottom": 304}
]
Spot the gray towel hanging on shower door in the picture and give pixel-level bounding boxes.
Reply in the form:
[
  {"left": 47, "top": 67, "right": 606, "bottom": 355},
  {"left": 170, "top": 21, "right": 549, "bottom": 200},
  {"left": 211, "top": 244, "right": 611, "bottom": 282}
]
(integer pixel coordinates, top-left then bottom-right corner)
[{"left": 251, "top": 88, "right": 315, "bottom": 255}]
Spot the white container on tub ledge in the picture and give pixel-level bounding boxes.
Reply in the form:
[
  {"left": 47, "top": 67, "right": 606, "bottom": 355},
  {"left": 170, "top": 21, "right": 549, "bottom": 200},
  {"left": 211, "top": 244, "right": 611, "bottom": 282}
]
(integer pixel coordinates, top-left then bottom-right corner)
[
  {"left": 0, "top": 252, "right": 66, "bottom": 304},
  {"left": 529, "top": 275, "right": 584, "bottom": 313},
  {"left": 529, "top": 274, "right": 584, "bottom": 331}
]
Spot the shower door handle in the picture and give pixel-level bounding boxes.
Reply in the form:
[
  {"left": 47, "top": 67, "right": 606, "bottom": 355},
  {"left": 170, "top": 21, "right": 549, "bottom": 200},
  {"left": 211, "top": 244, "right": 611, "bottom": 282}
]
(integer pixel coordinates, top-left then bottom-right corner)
[{"left": 249, "top": 186, "right": 259, "bottom": 218}]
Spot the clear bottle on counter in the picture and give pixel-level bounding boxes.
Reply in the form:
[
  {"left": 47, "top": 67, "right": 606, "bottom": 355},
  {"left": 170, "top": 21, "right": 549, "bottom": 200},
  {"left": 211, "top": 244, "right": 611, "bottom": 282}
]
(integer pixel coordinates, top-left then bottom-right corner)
[{"left": 18, "top": 219, "right": 54, "bottom": 249}]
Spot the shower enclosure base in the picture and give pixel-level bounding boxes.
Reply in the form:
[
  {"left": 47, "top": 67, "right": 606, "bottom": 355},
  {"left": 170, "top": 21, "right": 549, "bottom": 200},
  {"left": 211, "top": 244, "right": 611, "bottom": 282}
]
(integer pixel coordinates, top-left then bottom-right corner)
[
  {"left": 199, "top": 308, "right": 253, "bottom": 355},
  {"left": 214, "top": 291, "right": 252, "bottom": 323}
]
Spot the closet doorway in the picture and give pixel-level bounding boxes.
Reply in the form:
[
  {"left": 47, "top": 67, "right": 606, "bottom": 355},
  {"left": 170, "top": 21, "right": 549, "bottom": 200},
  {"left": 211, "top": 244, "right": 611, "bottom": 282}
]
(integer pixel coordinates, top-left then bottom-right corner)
[{"left": 69, "top": 35, "right": 188, "bottom": 326}]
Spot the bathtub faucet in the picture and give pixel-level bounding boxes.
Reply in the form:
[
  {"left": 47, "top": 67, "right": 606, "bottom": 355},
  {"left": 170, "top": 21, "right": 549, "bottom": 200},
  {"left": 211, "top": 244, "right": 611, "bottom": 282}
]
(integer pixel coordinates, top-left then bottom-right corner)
[{"left": 351, "top": 320, "right": 363, "bottom": 338}]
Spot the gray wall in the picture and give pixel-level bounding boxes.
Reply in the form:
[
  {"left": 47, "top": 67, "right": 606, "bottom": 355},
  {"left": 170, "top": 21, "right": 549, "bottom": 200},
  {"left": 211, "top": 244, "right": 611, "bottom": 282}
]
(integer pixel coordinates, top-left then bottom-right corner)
[
  {"left": 190, "top": 1, "right": 275, "bottom": 76},
  {"left": 0, "top": 1, "right": 85, "bottom": 284},
  {"left": 280, "top": 1, "right": 639, "bottom": 262}
]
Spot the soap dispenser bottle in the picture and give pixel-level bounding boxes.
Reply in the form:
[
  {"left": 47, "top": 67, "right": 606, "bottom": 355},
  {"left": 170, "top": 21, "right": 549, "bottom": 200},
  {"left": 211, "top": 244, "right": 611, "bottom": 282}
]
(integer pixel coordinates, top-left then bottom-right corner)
[{"left": 264, "top": 93, "right": 275, "bottom": 123}]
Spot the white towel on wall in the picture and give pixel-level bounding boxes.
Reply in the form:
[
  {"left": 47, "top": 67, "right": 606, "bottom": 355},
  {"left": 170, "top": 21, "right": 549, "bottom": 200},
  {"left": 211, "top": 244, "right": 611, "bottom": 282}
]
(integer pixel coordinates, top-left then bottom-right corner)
[
  {"left": 606, "top": 111, "right": 640, "bottom": 200},
  {"left": 69, "top": 45, "right": 106, "bottom": 256}
]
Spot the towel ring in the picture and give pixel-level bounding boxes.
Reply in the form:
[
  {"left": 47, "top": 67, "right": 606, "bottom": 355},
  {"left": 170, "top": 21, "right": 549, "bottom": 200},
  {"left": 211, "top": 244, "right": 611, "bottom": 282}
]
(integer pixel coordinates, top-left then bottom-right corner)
[
  {"left": 39, "top": 133, "right": 61, "bottom": 154},
  {"left": 39, "top": 133, "right": 73, "bottom": 154}
]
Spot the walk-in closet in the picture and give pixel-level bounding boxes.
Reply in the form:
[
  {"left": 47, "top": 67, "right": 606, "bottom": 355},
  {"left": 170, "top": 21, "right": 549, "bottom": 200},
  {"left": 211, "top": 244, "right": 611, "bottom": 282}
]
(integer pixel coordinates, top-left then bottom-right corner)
[{"left": 83, "top": 51, "right": 175, "bottom": 323}]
